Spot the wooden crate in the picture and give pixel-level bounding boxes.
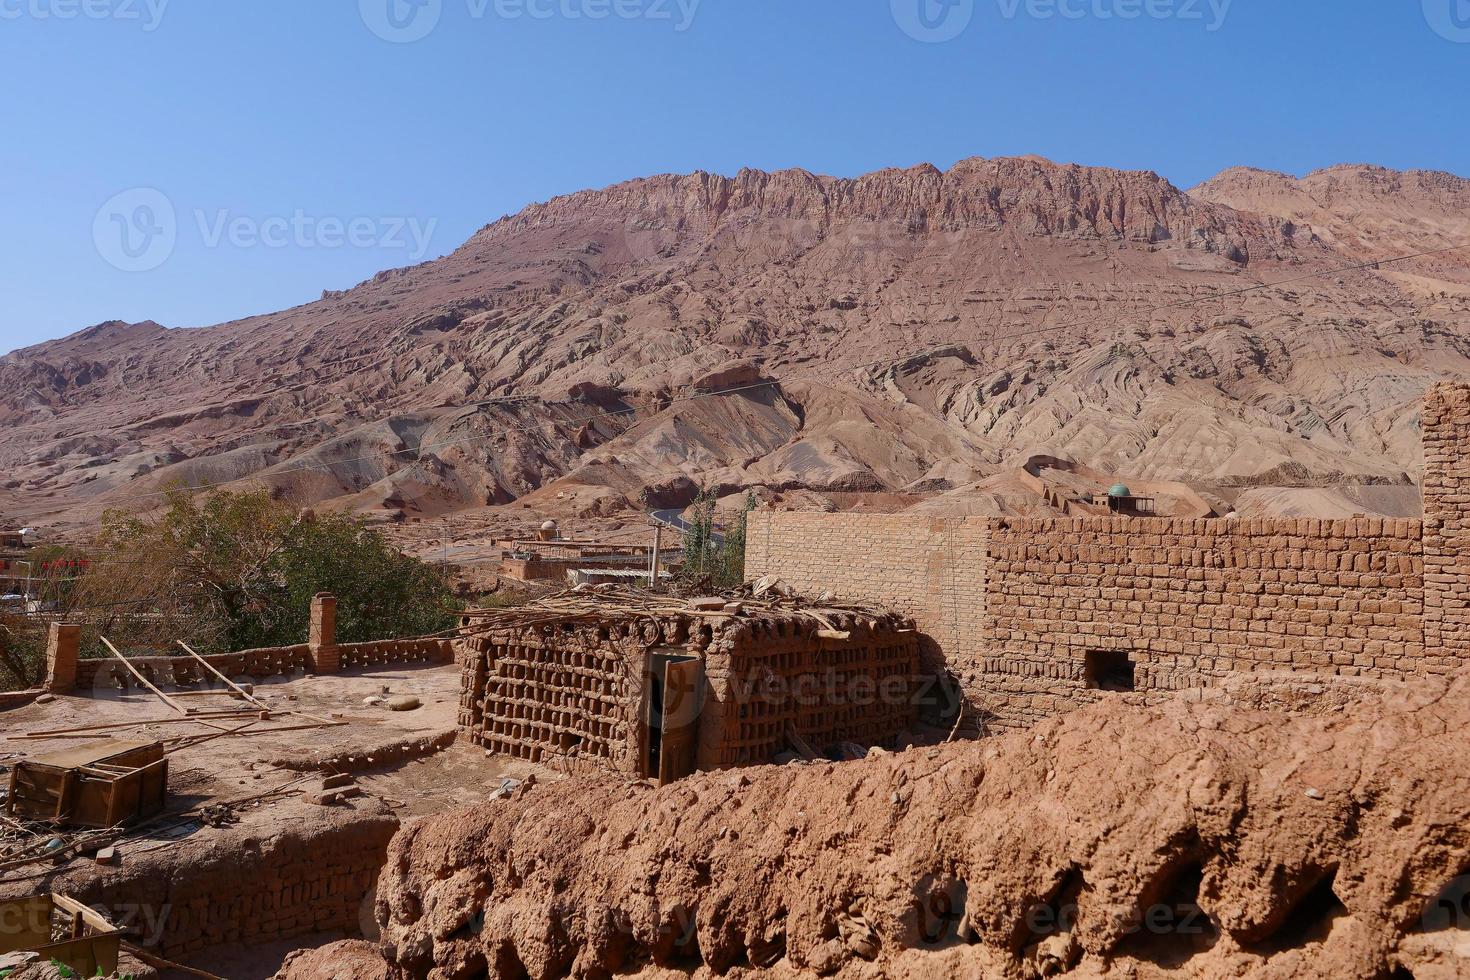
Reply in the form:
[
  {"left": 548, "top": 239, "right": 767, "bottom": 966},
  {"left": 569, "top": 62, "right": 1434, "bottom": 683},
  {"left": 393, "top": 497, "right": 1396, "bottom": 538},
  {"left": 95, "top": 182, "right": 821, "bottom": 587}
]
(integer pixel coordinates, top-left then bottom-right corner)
[
  {"left": 6, "top": 739, "right": 168, "bottom": 828},
  {"left": 0, "top": 893, "right": 122, "bottom": 976}
]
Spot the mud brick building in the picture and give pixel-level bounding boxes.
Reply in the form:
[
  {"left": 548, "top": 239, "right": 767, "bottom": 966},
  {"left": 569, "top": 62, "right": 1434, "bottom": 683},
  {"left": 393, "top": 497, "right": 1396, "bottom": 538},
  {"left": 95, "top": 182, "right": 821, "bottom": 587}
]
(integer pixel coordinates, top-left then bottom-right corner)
[
  {"left": 455, "top": 600, "right": 921, "bottom": 780},
  {"left": 745, "top": 383, "right": 1470, "bottom": 731}
]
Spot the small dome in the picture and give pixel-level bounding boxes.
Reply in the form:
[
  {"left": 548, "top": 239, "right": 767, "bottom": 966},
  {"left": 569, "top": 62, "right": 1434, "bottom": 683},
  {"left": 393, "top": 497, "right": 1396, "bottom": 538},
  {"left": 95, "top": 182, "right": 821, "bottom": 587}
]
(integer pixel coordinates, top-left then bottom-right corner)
[
  {"left": 540, "top": 520, "right": 558, "bottom": 532},
  {"left": 1107, "top": 483, "right": 1132, "bottom": 498}
]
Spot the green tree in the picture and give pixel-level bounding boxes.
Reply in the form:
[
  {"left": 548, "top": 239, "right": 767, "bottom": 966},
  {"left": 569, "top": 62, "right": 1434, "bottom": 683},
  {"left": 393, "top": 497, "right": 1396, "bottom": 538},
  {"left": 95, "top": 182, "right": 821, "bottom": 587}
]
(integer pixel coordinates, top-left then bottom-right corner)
[
  {"left": 678, "top": 490, "right": 757, "bottom": 589},
  {"left": 69, "top": 489, "right": 459, "bottom": 657}
]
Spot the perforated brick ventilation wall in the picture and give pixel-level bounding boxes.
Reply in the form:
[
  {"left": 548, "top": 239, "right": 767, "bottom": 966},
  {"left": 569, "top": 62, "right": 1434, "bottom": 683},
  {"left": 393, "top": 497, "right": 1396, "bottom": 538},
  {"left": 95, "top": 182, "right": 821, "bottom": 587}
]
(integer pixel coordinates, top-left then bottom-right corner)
[{"left": 455, "top": 610, "right": 921, "bottom": 774}]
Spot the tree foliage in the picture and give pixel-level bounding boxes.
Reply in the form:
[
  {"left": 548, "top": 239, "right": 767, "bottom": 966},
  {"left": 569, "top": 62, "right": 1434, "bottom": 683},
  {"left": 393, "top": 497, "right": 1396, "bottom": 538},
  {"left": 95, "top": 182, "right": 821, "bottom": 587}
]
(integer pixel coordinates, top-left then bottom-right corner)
[
  {"left": 69, "top": 489, "right": 459, "bottom": 657},
  {"left": 678, "top": 490, "right": 757, "bottom": 590}
]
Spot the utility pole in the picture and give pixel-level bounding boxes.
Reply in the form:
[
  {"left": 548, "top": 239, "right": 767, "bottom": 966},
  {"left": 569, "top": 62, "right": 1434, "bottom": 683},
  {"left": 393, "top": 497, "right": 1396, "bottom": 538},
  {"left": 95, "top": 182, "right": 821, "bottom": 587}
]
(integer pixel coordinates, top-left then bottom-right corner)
[{"left": 648, "top": 523, "right": 662, "bottom": 587}]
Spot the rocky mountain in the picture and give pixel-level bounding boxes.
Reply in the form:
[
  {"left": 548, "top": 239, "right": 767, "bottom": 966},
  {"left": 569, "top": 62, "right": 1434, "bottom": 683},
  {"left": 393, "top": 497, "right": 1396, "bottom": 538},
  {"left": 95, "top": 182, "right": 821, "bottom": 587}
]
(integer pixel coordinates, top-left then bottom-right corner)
[{"left": 4, "top": 155, "right": 1470, "bottom": 528}]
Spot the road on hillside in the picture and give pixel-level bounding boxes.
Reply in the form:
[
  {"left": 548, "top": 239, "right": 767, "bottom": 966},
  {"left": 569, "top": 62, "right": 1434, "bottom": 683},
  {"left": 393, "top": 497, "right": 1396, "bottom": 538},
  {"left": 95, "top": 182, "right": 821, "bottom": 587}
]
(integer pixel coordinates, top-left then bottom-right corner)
[{"left": 651, "top": 508, "right": 723, "bottom": 546}]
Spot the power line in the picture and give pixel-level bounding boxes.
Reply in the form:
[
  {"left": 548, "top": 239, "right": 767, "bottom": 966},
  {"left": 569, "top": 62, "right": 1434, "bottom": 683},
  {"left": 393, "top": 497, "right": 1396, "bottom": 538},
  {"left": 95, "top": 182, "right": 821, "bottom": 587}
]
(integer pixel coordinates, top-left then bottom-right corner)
[{"left": 64, "top": 239, "right": 1470, "bottom": 508}]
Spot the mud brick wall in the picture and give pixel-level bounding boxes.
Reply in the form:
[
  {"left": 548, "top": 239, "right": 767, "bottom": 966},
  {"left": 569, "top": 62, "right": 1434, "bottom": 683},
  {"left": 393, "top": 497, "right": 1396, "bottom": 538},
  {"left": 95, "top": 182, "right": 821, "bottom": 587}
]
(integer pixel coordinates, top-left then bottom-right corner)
[
  {"left": 746, "top": 513, "right": 1432, "bottom": 732},
  {"left": 744, "top": 513, "right": 988, "bottom": 676},
  {"left": 11, "top": 808, "right": 400, "bottom": 962},
  {"left": 980, "top": 515, "right": 1425, "bottom": 730},
  {"left": 1423, "top": 382, "right": 1470, "bottom": 666},
  {"left": 337, "top": 637, "right": 454, "bottom": 671},
  {"left": 75, "top": 644, "right": 312, "bottom": 690},
  {"left": 700, "top": 613, "right": 920, "bottom": 769}
]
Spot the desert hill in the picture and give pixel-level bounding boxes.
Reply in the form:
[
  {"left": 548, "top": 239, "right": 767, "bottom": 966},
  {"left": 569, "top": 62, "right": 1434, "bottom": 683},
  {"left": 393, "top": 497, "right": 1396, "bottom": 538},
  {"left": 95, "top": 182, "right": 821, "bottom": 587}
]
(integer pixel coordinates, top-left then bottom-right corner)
[{"left": 4, "top": 156, "right": 1470, "bottom": 528}]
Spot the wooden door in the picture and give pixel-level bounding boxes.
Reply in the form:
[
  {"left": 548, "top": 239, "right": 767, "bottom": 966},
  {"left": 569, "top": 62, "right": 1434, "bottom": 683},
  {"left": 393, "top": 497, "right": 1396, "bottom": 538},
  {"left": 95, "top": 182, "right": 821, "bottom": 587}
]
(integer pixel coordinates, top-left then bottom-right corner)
[{"left": 657, "top": 657, "right": 704, "bottom": 785}]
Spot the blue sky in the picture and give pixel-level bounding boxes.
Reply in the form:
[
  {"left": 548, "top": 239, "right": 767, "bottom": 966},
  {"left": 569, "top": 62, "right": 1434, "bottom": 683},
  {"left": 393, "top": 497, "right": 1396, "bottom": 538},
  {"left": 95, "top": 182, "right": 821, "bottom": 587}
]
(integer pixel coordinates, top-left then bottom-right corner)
[{"left": 1, "top": 0, "right": 1466, "bottom": 355}]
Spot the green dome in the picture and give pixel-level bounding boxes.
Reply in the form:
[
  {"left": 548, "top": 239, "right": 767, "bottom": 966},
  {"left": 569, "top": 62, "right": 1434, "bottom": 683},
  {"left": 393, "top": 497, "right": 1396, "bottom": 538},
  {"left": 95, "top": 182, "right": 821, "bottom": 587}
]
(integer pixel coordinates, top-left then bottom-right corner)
[{"left": 1107, "top": 483, "right": 1132, "bottom": 498}]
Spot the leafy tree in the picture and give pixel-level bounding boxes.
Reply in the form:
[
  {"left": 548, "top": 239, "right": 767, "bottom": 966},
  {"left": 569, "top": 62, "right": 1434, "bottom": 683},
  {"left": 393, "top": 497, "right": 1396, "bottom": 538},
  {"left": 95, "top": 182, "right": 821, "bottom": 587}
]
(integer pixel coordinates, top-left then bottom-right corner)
[
  {"left": 678, "top": 490, "right": 757, "bottom": 590},
  {"left": 67, "top": 489, "right": 459, "bottom": 658}
]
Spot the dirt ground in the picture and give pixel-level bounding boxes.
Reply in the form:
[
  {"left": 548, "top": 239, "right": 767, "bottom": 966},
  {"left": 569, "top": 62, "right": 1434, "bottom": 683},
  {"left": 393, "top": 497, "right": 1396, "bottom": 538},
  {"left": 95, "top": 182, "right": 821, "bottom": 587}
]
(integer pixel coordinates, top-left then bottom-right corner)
[{"left": 0, "top": 661, "right": 556, "bottom": 980}]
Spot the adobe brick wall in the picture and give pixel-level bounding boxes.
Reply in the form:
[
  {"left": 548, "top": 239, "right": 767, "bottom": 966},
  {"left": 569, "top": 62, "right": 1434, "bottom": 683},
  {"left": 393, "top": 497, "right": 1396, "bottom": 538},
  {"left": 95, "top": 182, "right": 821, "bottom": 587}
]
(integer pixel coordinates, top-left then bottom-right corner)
[
  {"left": 454, "top": 608, "right": 920, "bottom": 774},
  {"left": 745, "top": 384, "right": 1470, "bottom": 731},
  {"left": 744, "top": 512, "right": 988, "bottom": 677},
  {"left": 20, "top": 807, "right": 400, "bottom": 962},
  {"left": 747, "top": 511, "right": 1431, "bottom": 731},
  {"left": 980, "top": 514, "right": 1425, "bottom": 729},
  {"left": 1423, "top": 382, "right": 1470, "bottom": 665}
]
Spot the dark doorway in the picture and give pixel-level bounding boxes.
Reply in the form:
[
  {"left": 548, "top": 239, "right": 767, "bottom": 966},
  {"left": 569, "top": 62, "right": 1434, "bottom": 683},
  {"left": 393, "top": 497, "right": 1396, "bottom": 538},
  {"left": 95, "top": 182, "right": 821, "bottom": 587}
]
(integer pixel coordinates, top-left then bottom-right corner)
[{"left": 642, "top": 651, "right": 704, "bottom": 783}]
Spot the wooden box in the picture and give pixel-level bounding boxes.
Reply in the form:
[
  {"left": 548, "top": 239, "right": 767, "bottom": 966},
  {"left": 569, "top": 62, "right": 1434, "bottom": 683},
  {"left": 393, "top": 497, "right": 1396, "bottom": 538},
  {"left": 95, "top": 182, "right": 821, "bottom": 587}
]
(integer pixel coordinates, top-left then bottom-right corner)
[
  {"left": 0, "top": 893, "right": 122, "bottom": 976},
  {"left": 6, "top": 739, "right": 168, "bottom": 828}
]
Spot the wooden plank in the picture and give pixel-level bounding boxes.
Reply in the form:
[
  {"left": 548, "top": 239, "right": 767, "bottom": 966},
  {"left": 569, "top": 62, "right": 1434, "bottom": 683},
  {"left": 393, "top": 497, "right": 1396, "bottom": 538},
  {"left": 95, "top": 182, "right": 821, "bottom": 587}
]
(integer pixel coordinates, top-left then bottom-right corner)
[
  {"left": 785, "top": 725, "right": 819, "bottom": 762},
  {"left": 176, "top": 640, "right": 271, "bottom": 711},
  {"left": 14, "top": 713, "right": 258, "bottom": 739},
  {"left": 99, "top": 637, "right": 190, "bottom": 716},
  {"left": 658, "top": 657, "right": 703, "bottom": 786}
]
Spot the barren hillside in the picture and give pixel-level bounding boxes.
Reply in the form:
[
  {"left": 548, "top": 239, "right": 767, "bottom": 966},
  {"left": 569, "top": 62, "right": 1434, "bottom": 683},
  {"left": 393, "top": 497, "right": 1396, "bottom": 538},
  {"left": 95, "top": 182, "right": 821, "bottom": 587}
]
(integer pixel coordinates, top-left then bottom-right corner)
[{"left": 5, "top": 156, "right": 1470, "bottom": 527}]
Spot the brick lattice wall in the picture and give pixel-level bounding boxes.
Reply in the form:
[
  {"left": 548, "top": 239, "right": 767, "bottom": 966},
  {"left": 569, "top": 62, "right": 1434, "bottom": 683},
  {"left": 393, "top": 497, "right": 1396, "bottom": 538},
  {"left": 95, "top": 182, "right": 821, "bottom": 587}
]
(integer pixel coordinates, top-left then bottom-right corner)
[
  {"left": 73, "top": 638, "right": 452, "bottom": 692},
  {"left": 701, "top": 613, "right": 920, "bottom": 768},
  {"left": 456, "top": 610, "right": 921, "bottom": 774},
  {"left": 457, "top": 622, "right": 648, "bottom": 774}
]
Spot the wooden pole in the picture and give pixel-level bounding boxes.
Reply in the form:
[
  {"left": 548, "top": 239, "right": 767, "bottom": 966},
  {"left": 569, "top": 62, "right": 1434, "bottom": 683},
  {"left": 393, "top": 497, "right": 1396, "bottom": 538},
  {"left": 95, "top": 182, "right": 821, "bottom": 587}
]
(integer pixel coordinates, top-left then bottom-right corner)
[
  {"left": 175, "top": 640, "right": 270, "bottom": 711},
  {"left": 99, "top": 637, "right": 190, "bottom": 716},
  {"left": 649, "top": 523, "right": 662, "bottom": 586}
]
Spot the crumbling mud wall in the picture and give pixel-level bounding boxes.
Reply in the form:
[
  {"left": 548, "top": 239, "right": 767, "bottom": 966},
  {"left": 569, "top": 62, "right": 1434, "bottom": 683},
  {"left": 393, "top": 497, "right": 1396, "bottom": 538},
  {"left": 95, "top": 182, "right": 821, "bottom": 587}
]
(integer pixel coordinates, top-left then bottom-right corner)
[
  {"left": 6, "top": 803, "right": 398, "bottom": 962},
  {"left": 342, "top": 676, "right": 1470, "bottom": 980}
]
